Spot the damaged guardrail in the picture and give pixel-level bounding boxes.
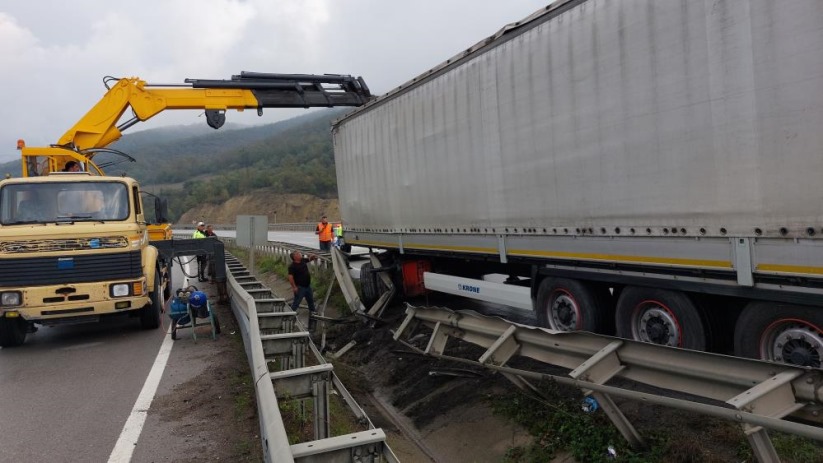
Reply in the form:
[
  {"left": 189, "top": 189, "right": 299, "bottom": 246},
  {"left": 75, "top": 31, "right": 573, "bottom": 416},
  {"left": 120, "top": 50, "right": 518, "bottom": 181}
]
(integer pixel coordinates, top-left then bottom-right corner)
[
  {"left": 224, "top": 252, "right": 397, "bottom": 463},
  {"left": 393, "top": 305, "right": 823, "bottom": 463}
]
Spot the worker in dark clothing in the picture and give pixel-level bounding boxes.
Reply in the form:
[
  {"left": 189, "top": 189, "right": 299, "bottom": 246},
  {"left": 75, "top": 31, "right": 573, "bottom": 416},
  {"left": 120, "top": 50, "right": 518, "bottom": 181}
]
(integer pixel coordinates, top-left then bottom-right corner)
[
  {"left": 204, "top": 224, "right": 217, "bottom": 281},
  {"left": 288, "top": 251, "right": 319, "bottom": 330},
  {"left": 192, "top": 222, "right": 208, "bottom": 282}
]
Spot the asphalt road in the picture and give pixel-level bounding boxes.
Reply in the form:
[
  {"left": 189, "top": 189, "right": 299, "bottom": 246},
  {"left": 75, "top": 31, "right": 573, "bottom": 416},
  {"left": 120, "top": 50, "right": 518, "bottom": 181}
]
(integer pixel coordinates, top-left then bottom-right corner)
[
  {"left": 0, "top": 261, "right": 204, "bottom": 463},
  {"left": 0, "top": 230, "right": 356, "bottom": 463},
  {"left": 0, "top": 316, "right": 164, "bottom": 462},
  {"left": 0, "top": 231, "right": 532, "bottom": 463}
]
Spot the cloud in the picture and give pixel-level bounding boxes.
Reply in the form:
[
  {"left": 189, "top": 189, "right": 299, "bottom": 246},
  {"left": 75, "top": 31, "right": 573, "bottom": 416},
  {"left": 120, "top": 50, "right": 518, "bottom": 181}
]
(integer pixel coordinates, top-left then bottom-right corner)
[{"left": 0, "top": 0, "right": 550, "bottom": 162}]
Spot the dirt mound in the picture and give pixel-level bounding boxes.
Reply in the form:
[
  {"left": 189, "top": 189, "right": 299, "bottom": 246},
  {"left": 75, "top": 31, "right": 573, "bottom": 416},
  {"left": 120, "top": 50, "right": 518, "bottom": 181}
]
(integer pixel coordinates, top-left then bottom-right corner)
[
  {"left": 178, "top": 190, "right": 339, "bottom": 225},
  {"left": 324, "top": 308, "right": 530, "bottom": 462}
]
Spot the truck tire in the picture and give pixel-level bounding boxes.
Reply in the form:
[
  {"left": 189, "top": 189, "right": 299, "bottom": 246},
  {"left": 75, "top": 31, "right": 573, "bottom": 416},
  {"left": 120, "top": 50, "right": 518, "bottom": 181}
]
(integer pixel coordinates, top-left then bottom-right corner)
[
  {"left": 140, "top": 272, "right": 163, "bottom": 329},
  {"left": 615, "top": 287, "right": 706, "bottom": 350},
  {"left": 163, "top": 269, "right": 172, "bottom": 301},
  {"left": 535, "top": 278, "right": 610, "bottom": 333},
  {"left": 360, "top": 262, "right": 380, "bottom": 307},
  {"left": 734, "top": 302, "right": 823, "bottom": 367},
  {"left": 0, "top": 317, "right": 27, "bottom": 347}
]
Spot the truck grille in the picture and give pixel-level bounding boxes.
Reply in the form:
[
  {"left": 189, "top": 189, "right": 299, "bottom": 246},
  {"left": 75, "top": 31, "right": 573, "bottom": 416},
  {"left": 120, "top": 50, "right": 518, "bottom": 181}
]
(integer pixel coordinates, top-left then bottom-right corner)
[
  {"left": 0, "top": 251, "right": 142, "bottom": 287},
  {"left": 0, "top": 237, "right": 129, "bottom": 254}
]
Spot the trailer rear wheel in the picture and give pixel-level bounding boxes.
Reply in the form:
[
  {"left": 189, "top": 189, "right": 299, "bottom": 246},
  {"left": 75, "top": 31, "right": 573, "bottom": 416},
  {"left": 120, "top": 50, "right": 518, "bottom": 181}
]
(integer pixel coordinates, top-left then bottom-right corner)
[
  {"left": 615, "top": 287, "right": 706, "bottom": 350},
  {"left": 0, "top": 317, "right": 27, "bottom": 347},
  {"left": 734, "top": 302, "right": 823, "bottom": 367},
  {"left": 536, "top": 278, "right": 609, "bottom": 332},
  {"left": 140, "top": 272, "right": 163, "bottom": 329}
]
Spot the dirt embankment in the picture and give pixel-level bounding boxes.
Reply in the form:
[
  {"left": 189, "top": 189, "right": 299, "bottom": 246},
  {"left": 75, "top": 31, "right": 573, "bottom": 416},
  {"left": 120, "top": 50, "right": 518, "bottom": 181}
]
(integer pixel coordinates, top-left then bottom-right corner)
[{"left": 178, "top": 190, "right": 339, "bottom": 225}]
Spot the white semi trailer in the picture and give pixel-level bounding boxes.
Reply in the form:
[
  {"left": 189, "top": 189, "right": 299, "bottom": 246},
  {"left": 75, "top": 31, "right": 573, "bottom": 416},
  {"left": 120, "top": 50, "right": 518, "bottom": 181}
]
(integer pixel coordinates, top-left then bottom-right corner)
[{"left": 332, "top": 0, "right": 823, "bottom": 367}]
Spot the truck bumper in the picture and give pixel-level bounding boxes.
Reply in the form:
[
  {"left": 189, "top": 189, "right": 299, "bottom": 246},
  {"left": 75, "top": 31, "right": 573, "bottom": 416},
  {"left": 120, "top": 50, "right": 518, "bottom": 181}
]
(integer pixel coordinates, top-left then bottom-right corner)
[{"left": 0, "top": 278, "right": 150, "bottom": 322}]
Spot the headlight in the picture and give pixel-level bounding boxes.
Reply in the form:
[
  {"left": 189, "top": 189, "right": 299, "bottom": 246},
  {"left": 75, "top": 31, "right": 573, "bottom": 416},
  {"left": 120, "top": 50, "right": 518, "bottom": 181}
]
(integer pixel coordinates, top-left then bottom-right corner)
[
  {"left": 110, "top": 284, "right": 130, "bottom": 297},
  {"left": 0, "top": 291, "right": 21, "bottom": 306}
]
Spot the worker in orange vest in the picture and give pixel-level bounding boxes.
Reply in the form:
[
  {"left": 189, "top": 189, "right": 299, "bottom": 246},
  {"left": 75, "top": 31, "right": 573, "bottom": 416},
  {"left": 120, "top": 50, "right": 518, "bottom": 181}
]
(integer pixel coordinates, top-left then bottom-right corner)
[{"left": 315, "top": 215, "right": 333, "bottom": 251}]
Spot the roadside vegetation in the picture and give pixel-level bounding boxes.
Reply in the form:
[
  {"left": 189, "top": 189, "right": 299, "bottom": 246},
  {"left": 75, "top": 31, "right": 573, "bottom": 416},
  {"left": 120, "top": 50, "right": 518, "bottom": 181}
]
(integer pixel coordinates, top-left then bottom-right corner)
[
  {"left": 489, "top": 380, "right": 823, "bottom": 463},
  {"left": 138, "top": 110, "right": 345, "bottom": 221}
]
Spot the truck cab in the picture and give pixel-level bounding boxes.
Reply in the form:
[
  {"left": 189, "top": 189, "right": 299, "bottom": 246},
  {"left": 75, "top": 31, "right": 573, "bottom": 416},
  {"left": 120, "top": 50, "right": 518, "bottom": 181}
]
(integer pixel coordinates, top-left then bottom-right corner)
[{"left": 0, "top": 173, "right": 166, "bottom": 346}]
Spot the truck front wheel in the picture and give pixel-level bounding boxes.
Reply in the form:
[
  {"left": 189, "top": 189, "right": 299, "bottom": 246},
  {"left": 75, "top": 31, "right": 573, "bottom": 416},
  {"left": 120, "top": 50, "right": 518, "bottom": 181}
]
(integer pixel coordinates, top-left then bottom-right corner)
[
  {"left": 734, "top": 302, "right": 823, "bottom": 368},
  {"left": 140, "top": 272, "right": 163, "bottom": 329},
  {"left": 360, "top": 262, "right": 380, "bottom": 308},
  {"left": 535, "top": 278, "right": 609, "bottom": 333},
  {"left": 615, "top": 287, "right": 706, "bottom": 351},
  {"left": 0, "top": 317, "right": 27, "bottom": 347}
]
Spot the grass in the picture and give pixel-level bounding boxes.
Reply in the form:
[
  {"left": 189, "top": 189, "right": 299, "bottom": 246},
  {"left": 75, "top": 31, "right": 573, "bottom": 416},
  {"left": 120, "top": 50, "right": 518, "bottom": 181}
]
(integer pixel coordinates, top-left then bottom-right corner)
[
  {"left": 230, "top": 366, "right": 254, "bottom": 420},
  {"left": 489, "top": 380, "right": 823, "bottom": 463},
  {"left": 329, "top": 392, "right": 366, "bottom": 437},
  {"left": 258, "top": 255, "right": 289, "bottom": 279},
  {"left": 490, "top": 381, "right": 663, "bottom": 463},
  {"left": 233, "top": 439, "right": 253, "bottom": 458},
  {"left": 278, "top": 395, "right": 311, "bottom": 444},
  {"left": 310, "top": 266, "right": 351, "bottom": 316},
  {"left": 763, "top": 432, "right": 823, "bottom": 463}
]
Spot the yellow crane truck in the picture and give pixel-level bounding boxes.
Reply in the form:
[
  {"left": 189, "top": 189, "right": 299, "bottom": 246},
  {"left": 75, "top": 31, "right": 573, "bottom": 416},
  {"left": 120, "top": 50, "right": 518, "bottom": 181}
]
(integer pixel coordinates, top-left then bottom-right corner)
[{"left": 0, "top": 72, "right": 371, "bottom": 346}]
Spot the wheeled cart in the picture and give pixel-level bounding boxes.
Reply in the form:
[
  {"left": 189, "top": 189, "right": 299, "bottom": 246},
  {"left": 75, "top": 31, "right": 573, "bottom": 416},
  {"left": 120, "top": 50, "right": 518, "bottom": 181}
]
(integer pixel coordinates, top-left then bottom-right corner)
[{"left": 169, "top": 287, "right": 221, "bottom": 341}]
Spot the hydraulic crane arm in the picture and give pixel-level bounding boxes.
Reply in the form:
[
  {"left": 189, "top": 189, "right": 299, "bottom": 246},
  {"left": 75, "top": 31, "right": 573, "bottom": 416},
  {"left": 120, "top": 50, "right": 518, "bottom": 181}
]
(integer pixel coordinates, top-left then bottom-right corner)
[
  {"left": 20, "top": 71, "right": 371, "bottom": 176},
  {"left": 60, "top": 72, "right": 371, "bottom": 153}
]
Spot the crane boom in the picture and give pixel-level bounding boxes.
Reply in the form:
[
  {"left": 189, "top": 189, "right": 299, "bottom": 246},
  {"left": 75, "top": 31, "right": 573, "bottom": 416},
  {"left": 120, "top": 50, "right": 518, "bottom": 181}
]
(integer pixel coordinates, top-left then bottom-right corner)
[{"left": 20, "top": 72, "right": 372, "bottom": 176}]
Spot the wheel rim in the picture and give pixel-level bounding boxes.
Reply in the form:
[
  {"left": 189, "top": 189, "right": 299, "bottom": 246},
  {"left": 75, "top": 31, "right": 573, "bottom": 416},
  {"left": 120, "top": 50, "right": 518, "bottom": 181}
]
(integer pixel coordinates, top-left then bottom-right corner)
[
  {"left": 632, "top": 300, "right": 681, "bottom": 347},
  {"left": 548, "top": 290, "right": 579, "bottom": 331},
  {"left": 761, "top": 318, "right": 823, "bottom": 368}
]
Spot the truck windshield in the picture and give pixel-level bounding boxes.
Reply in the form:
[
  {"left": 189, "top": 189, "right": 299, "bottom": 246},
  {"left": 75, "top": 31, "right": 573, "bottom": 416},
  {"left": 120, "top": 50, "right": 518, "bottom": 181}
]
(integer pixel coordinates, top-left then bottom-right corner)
[{"left": 0, "top": 181, "right": 130, "bottom": 225}]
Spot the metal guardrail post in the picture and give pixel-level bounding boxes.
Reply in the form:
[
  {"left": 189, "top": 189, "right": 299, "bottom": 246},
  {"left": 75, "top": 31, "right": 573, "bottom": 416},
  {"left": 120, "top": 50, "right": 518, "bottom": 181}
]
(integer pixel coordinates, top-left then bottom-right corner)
[
  {"left": 224, "top": 252, "right": 397, "bottom": 462},
  {"left": 225, "top": 257, "right": 294, "bottom": 463}
]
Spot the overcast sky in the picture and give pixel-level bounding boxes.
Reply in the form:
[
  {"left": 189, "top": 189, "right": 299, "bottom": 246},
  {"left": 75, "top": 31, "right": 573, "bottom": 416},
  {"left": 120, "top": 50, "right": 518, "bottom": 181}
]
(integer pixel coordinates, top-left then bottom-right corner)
[{"left": 0, "top": 0, "right": 551, "bottom": 162}]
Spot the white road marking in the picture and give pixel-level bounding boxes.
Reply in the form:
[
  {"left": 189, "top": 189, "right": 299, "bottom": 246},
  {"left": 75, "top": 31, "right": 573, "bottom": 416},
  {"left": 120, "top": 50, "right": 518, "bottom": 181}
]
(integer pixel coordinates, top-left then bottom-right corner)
[
  {"left": 106, "top": 263, "right": 194, "bottom": 463},
  {"left": 107, "top": 328, "right": 173, "bottom": 463}
]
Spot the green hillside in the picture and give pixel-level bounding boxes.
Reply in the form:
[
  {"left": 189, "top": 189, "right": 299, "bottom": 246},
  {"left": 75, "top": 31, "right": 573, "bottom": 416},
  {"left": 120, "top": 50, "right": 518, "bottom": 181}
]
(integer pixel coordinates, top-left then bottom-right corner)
[{"left": 2, "top": 108, "right": 351, "bottom": 221}]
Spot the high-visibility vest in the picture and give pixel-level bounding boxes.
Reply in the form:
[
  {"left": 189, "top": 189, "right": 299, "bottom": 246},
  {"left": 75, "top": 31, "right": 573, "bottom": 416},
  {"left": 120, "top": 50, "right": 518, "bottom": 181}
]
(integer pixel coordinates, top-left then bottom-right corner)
[
  {"left": 334, "top": 224, "right": 343, "bottom": 237},
  {"left": 317, "top": 222, "right": 333, "bottom": 242},
  {"left": 193, "top": 229, "right": 207, "bottom": 238}
]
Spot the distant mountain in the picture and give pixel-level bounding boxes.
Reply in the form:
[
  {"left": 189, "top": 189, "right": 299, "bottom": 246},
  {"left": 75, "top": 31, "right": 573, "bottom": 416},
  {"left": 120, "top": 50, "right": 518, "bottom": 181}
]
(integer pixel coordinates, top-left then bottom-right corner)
[
  {"left": 0, "top": 157, "right": 21, "bottom": 177},
  {"left": 109, "top": 109, "right": 347, "bottom": 182},
  {"left": 0, "top": 107, "right": 353, "bottom": 221}
]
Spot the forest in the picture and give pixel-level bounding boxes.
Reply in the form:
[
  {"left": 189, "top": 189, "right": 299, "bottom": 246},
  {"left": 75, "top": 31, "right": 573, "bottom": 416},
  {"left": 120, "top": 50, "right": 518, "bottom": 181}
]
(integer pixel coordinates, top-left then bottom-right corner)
[{"left": 0, "top": 108, "right": 349, "bottom": 221}]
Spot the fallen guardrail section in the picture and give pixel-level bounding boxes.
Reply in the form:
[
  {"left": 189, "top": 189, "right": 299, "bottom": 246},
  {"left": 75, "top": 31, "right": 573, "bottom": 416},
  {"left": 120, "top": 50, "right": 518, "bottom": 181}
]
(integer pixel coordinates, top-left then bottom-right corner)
[
  {"left": 392, "top": 305, "right": 823, "bottom": 463},
  {"left": 224, "top": 253, "right": 398, "bottom": 463}
]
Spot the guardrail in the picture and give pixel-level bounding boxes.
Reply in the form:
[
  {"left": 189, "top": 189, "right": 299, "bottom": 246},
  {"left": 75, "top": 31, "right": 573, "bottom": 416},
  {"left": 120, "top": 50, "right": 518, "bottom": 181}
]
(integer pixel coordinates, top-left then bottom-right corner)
[
  {"left": 177, "top": 222, "right": 317, "bottom": 232},
  {"left": 224, "top": 252, "right": 397, "bottom": 462},
  {"left": 393, "top": 305, "right": 823, "bottom": 462},
  {"left": 220, "top": 237, "right": 331, "bottom": 269}
]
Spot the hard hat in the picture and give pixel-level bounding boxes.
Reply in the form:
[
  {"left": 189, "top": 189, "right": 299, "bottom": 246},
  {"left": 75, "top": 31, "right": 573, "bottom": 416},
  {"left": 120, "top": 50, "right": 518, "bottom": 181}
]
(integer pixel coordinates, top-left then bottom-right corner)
[
  {"left": 188, "top": 291, "right": 208, "bottom": 308},
  {"left": 197, "top": 221, "right": 205, "bottom": 226}
]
